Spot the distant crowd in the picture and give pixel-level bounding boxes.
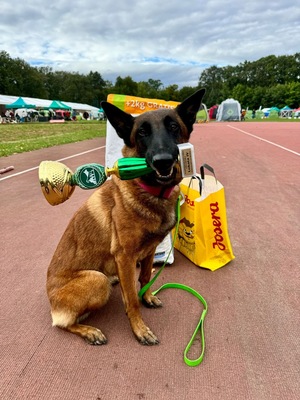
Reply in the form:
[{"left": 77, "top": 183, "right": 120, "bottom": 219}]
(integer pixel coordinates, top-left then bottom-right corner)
[{"left": 0, "top": 109, "right": 105, "bottom": 124}]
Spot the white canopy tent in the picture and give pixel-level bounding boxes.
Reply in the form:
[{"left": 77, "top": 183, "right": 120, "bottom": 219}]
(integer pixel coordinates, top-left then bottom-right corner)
[
  {"left": 216, "top": 98, "right": 241, "bottom": 121},
  {"left": 0, "top": 94, "right": 100, "bottom": 113}
]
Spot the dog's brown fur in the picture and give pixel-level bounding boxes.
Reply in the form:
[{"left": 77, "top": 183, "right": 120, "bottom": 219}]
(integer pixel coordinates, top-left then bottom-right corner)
[{"left": 46, "top": 89, "right": 205, "bottom": 345}]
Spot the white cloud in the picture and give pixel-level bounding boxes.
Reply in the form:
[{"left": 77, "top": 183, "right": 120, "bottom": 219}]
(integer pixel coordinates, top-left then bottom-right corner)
[{"left": 0, "top": 0, "right": 299, "bottom": 88}]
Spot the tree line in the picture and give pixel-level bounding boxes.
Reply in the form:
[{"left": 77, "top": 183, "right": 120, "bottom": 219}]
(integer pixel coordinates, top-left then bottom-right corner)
[
  {"left": 199, "top": 54, "right": 300, "bottom": 109},
  {"left": 1, "top": 51, "right": 299, "bottom": 109}
]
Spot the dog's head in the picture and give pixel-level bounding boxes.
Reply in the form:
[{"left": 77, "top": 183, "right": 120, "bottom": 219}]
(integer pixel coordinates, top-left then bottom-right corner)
[{"left": 101, "top": 88, "right": 205, "bottom": 186}]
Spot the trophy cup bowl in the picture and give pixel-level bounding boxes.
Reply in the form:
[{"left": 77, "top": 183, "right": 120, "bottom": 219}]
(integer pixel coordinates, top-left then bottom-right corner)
[{"left": 39, "top": 161, "right": 76, "bottom": 206}]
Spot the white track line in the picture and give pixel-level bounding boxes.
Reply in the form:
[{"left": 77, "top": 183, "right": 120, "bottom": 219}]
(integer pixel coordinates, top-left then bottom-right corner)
[
  {"left": 0, "top": 145, "right": 106, "bottom": 181},
  {"left": 227, "top": 125, "right": 300, "bottom": 157}
]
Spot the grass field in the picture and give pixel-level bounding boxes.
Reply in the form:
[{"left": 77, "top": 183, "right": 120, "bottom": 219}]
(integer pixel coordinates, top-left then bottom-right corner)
[
  {"left": 1, "top": 116, "right": 299, "bottom": 158},
  {"left": 0, "top": 120, "right": 106, "bottom": 157}
]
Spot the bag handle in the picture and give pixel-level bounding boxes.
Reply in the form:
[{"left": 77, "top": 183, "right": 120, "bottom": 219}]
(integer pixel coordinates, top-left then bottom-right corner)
[
  {"left": 200, "top": 163, "right": 215, "bottom": 179},
  {"left": 199, "top": 163, "right": 218, "bottom": 195},
  {"left": 188, "top": 174, "right": 202, "bottom": 194},
  {"left": 186, "top": 164, "right": 217, "bottom": 195}
]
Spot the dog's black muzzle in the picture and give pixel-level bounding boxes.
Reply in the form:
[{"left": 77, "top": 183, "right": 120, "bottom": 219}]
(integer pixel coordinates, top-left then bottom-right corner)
[
  {"left": 152, "top": 153, "right": 175, "bottom": 177},
  {"left": 145, "top": 147, "right": 179, "bottom": 186}
]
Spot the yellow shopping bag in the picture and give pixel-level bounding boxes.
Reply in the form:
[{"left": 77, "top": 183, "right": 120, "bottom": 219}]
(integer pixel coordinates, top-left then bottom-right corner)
[{"left": 174, "top": 165, "right": 235, "bottom": 271}]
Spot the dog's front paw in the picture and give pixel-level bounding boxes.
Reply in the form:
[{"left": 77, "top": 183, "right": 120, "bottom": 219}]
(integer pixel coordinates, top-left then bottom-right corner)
[
  {"left": 132, "top": 320, "right": 159, "bottom": 345},
  {"left": 138, "top": 327, "right": 160, "bottom": 346},
  {"left": 142, "top": 293, "right": 163, "bottom": 308}
]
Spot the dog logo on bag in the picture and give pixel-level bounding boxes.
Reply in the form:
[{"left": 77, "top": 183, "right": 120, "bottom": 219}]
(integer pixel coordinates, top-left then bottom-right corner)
[
  {"left": 210, "top": 202, "right": 225, "bottom": 251},
  {"left": 178, "top": 217, "right": 195, "bottom": 252}
]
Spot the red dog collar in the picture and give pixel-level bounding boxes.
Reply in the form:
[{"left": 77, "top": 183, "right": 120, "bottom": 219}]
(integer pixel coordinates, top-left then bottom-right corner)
[{"left": 137, "top": 181, "right": 175, "bottom": 199}]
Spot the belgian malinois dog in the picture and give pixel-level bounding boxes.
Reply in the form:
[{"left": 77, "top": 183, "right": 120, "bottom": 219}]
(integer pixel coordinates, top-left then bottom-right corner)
[{"left": 46, "top": 89, "right": 205, "bottom": 345}]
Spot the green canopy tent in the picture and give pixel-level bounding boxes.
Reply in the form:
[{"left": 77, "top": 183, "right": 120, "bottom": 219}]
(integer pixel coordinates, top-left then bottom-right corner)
[
  {"left": 5, "top": 97, "right": 36, "bottom": 109},
  {"left": 48, "top": 100, "right": 71, "bottom": 110},
  {"left": 269, "top": 106, "right": 280, "bottom": 117}
]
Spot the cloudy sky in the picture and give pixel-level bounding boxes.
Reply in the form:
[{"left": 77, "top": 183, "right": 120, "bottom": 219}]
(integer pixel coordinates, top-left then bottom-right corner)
[{"left": 1, "top": 0, "right": 299, "bottom": 88}]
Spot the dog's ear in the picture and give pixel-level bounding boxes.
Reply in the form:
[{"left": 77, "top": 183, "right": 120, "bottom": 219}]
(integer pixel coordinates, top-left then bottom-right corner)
[
  {"left": 176, "top": 88, "right": 206, "bottom": 133},
  {"left": 101, "top": 101, "right": 134, "bottom": 147}
]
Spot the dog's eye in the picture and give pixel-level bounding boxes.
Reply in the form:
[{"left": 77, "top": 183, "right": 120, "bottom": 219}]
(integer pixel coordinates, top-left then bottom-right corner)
[
  {"left": 169, "top": 121, "right": 180, "bottom": 134},
  {"left": 137, "top": 127, "right": 149, "bottom": 137}
]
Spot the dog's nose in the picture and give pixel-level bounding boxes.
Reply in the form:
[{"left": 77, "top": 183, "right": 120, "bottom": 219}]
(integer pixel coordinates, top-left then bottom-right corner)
[{"left": 152, "top": 153, "right": 175, "bottom": 173}]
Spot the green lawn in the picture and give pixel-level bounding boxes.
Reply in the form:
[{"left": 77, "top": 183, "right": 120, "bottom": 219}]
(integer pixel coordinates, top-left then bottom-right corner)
[
  {"left": 0, "top": 120, "right": 106, "bottom": 157},
  {"left": 1, "top": 116, "right": 299, "bottom": 158}
]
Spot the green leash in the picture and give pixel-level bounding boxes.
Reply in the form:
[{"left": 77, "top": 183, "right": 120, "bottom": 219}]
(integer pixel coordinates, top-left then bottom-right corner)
[{"left": 138, "top": 198, "right": 208, "bottom": 366}]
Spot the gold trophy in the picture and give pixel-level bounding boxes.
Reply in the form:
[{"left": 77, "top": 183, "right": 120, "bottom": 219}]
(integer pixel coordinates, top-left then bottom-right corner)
[
  {"left": 39, "top": 159, "right": 153, "bottom": 206},
  {"left": 39, "top": 144, "right": 196, "bottom": 206}
]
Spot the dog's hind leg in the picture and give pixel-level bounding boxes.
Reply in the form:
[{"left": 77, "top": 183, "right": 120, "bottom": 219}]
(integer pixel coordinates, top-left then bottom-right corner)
[{"left": 48, "top": 270, "right": 111, "bottom": 345}]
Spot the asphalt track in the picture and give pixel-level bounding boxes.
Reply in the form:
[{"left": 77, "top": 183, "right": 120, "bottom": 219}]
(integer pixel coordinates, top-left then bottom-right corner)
[{"left": 0, "top": 122, "right": 299, "bottom": 399}]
